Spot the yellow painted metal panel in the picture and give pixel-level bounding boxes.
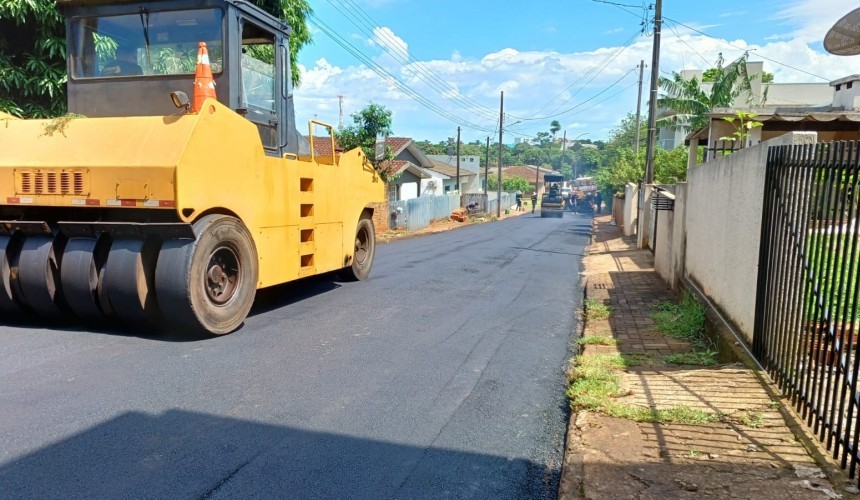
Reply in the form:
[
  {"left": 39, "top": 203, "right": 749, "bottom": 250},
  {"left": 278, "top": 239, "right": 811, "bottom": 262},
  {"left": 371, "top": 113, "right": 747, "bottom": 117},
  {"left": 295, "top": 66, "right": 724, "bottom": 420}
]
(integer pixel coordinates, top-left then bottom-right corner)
[{"left": 0, "top": 99, "right": 386, "bottom": 290}]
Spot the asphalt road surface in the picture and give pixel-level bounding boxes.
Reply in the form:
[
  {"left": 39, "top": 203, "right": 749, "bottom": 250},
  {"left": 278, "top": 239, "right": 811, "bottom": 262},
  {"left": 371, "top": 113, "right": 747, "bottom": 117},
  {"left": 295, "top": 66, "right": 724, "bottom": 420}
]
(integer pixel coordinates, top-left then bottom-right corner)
[{"left": 0, "top": 210, "right": 591, "bottom": 499}]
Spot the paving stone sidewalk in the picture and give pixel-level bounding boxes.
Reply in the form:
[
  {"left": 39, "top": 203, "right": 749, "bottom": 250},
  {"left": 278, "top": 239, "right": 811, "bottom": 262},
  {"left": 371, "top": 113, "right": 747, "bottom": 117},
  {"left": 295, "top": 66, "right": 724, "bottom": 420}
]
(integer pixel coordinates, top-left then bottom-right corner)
[{"left": 559, "top": 215, "right": 846, "bottom": 499}]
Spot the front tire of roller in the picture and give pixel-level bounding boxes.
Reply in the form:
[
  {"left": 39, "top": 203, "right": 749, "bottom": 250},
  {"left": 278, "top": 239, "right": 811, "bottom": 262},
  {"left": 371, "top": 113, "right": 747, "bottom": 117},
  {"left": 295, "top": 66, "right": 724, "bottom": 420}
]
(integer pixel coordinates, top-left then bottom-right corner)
[
  {"left": 341, "top": 215, "right": 375, "bottom": 282},
  {"left": 156, "top": 215, "right": 258, "bottom": 336}
]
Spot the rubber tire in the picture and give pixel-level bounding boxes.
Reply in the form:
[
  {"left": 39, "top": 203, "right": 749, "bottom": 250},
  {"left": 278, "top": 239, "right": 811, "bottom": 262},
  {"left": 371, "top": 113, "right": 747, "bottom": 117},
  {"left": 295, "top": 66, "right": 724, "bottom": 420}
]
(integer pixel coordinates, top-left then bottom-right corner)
[
  {"left": 17, "top": 235, "right": 65, "bottom": 317},
  {"left": 0, "top": 234, "right": 23, "bottom": 314},
  {"left": 156, "top": 215, "right": 258, "bottom": 336},
  {"left": 341, "top": 215, "right": 375, "bottom": 281},
  {"left": 61, "top": 236, "right": 112, "bottom": 321},
  {"left": 102, "top": 237, "right": 162, "bottom": 326}
]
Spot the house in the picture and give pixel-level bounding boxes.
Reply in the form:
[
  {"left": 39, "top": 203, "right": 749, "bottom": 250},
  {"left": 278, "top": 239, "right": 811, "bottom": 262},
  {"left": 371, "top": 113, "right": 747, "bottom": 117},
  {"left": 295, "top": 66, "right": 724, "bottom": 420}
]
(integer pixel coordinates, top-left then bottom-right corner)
[
  {"left": 426, "top": 155, "right": 483, "bottom": 193},
  {"left": 384, "top": 137, "right": 447, "bottom": 201},
  {"left": 659, "top": 61, "right": 833, "bottom": 150},
  {"left": 305, "top": 135, "right": 447, "bottom": 202},
  {"left": 686, "top": 74, "right": 860, "bottom": 168},
  {"left": 426, "top": 159, "right": 478, "bottom": 194}
]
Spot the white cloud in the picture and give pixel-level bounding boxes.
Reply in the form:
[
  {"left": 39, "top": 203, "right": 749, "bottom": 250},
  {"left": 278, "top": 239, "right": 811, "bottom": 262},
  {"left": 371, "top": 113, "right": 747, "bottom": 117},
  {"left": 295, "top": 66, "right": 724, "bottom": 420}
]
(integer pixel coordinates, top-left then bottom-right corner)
[
  {"left": 295, "top": 25, "right": 856, "bottom": 143},
  {"left": 772, "top": 0, "right": 857, "bottom": 41},
  {"left": 604, "top": 28, "right": 624, "bottom": 35},
  {"left": 370, "top": 26, "right": 409, "bottom": 61}
]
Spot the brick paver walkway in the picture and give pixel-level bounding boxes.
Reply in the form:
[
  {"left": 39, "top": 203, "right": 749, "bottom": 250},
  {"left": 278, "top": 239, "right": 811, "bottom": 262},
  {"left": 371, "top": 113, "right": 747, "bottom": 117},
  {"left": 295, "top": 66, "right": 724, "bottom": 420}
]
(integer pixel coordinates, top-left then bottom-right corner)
[{"left": 559, "top": 215, "right": 843, "bottom": 499}]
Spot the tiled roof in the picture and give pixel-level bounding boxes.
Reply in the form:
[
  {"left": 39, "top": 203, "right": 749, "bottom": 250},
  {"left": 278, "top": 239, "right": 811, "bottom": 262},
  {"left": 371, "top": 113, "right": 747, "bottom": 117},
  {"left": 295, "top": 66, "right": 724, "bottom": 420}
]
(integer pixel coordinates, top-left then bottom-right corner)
[
  {"left": 303, "top": 135, "right": 416, "bottom": 158},
  {"left": 428, "top": 159, "right": 476, "bottom": 178},
  {"left": 305, "top": 135, "right": 341, "bottom": 157},
  {"left": 502, "top": 165, "right": 558, "bottom": 182},
  {"left": 386, "top": 137, "right": 412, "bottom": 155}
]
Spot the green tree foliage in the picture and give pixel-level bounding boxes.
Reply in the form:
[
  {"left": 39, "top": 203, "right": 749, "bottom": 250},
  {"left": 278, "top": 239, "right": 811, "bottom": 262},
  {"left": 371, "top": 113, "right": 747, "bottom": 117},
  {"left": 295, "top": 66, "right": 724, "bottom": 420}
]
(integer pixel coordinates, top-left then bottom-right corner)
[
  {"left": 592, "top": 146, "right": 689, "bottom": 194},
  {"left": 704, "top": 67, "right": 773, "bottom": 83},
  {"left": 657, "top": 52, "right": 766, "bottom": 133},
  {"left": 0, "top": 1, "right": 66, "bottom": 117},
  {"left": 335, "top": 103, "right": 397, "bottom": 181},
  {"left": 549, "top": 120, "right": 561, "bottom": 140},
  {"left": 0, "top": 0, "right": 312, "bottom": 118},
  {"left": 487, "top": 175, "right": 532, "bottom": 193}
]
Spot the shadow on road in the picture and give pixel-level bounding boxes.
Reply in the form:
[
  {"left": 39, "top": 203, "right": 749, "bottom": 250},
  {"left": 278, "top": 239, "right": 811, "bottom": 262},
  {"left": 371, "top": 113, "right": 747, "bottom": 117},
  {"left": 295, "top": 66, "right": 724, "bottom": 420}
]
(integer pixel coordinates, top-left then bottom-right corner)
[{"left": 0, "top": 409, "right": 556, "bottom": 498}]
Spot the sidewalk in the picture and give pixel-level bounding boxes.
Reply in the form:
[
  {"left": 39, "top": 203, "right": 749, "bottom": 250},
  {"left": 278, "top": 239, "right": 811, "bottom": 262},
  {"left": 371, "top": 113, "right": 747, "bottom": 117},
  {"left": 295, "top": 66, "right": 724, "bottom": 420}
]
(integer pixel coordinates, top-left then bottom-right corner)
[{"left": 559, "top": 215, "right": 845, "bottom": 499}]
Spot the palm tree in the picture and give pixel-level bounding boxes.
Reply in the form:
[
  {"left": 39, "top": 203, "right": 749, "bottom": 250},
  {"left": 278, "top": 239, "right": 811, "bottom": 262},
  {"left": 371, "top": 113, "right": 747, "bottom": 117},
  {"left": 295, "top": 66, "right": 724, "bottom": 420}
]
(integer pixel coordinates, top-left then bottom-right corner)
[
  {"left": 657, "top": 52, "right": 767, "bottom": 134},
  {"left": 549, "top": 120, "right": 561, "bottom": 141}
]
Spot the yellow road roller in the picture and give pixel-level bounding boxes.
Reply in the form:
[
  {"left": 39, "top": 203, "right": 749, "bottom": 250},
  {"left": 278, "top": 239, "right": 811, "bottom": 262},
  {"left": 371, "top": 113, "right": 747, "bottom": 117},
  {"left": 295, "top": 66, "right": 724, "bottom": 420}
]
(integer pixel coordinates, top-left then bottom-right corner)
[{"left": 0, "top": 0, "right": 385, "bottom": 335}]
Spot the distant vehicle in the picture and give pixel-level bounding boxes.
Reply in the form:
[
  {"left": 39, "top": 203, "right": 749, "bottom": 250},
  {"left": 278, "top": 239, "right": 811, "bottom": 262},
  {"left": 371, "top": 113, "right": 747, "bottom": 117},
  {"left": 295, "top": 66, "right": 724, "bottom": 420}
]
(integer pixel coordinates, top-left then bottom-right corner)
[{"left": 540, "top": 174, "right": 565, "bottom": 218}]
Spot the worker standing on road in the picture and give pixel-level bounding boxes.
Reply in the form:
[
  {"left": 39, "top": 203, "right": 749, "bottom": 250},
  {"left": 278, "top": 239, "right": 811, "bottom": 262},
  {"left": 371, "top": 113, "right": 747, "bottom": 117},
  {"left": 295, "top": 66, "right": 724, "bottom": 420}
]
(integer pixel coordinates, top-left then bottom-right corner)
[
  {"left": 531, "top": 192, "right": 537, "bottom": 213},
  {"left": 515, "top": 191, "right": 523, "bottom": 211}
]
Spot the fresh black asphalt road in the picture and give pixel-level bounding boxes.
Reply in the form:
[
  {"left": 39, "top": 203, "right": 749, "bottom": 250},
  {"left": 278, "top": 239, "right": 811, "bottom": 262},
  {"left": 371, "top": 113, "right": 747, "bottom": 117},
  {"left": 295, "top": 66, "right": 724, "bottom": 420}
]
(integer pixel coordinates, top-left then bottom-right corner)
[{"left": 0, "top": 210, "right": 591, "bottom": 499}]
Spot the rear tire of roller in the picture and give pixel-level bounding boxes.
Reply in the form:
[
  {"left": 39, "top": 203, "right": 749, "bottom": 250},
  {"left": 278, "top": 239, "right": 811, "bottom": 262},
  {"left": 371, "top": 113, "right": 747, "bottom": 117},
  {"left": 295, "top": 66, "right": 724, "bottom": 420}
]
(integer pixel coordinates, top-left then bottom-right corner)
[
  {"left": 102, "top": 237, "right": 162, "bottom": 327},
  {"left": 17, "top": 234, "right": 66, "bottom": 317},
  {"left": 61, "top": 235, "right": 112, "bottom": 321},
  {"left": 0, "top": 234, "right": 24, "bottom": 315}
]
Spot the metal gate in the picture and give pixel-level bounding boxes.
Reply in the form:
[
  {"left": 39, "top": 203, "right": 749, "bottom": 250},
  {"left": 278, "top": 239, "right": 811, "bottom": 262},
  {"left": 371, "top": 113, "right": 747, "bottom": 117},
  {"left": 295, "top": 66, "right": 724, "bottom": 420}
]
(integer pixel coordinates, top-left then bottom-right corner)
[{"left": 754, "top": 141, "right": 860, "bottom": 484}]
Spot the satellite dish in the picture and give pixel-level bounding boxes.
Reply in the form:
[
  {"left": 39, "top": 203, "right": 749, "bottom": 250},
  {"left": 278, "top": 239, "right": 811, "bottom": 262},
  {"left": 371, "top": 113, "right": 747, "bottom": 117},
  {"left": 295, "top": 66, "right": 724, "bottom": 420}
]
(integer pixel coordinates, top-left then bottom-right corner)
[{"left": 825, "top": 7, "right": 860, "bottom": 56}]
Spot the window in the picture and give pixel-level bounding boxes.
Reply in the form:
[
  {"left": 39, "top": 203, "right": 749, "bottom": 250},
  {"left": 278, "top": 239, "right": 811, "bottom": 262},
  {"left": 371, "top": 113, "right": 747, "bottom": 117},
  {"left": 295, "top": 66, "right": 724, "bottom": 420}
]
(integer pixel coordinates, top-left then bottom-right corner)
[
  {"left": 241, "top": 23, "right": 275, "bottom": 113},
  {"left": 70, "top": 9, "right": 223, "bottom": 79},
  {"left": 240, "top": 21, "right": 277, "bottom": 149}
]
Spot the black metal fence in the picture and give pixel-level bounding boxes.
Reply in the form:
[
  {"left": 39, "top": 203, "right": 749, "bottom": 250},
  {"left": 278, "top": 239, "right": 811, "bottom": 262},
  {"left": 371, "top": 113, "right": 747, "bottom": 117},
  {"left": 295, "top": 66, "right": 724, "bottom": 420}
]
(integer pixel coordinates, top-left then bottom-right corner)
[
  {"left": 702, "top": 141, "right": 741, "bottom": 163},
  {"left": 754, "top": 141, "right": 860, "bottom": 484}
]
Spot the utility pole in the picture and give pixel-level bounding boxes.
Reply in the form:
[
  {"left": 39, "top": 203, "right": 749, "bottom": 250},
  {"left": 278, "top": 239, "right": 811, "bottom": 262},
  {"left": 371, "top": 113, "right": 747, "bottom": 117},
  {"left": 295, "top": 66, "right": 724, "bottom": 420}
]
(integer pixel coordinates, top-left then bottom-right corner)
[
  {"left": 644, "top": 0, "right": 662, "bottom": 184},
  {"left": 497, "top": 91, "right": 504, "bottom": 218},
  {"left": 484, "top": 136, "right": 490, "bottom": 194},
  {"left": 337, "top": 95, "right": 344, "bottom": 130},
  {"left": 560, "top": 130, "right": 567, "bottom": 174},
  {"left": 456, "top": 126, "right": 461, "bottom": 193},
  {"left": 634, "top": 60, "right": 645, "bottom": 156}
]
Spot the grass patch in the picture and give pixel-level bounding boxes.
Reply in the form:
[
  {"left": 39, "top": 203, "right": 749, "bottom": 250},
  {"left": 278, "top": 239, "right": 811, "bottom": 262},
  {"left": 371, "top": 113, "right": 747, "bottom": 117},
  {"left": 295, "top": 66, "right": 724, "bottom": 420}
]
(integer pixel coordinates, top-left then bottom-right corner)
[
  {"left": 567, "top": 353, "right": 721, "bottom": 425},
  {"left": 651, "top": 293, "right": 707, "bottom": 345},
  {"left": 584, "top": 298, "right": 610, "bottom": 321},
  {"left": 577, "top": 335, "right": 619, "bottom": 346},
  {"left": 665, "top": 351, "right": 718, "bottom": 366},
  {"left": 736, "top": 410, "right": 765, "bottom": 428}
]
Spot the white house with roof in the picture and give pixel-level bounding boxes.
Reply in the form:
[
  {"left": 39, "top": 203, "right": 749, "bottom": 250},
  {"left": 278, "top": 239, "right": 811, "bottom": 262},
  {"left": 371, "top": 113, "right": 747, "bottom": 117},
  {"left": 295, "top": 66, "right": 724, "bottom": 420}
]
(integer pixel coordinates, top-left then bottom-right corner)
[
  {"left": 658, "top": 61, "right": 833, "bottom": 150},
  {"left": 426, "top": 155, "right": 484, "bottom": 193}
]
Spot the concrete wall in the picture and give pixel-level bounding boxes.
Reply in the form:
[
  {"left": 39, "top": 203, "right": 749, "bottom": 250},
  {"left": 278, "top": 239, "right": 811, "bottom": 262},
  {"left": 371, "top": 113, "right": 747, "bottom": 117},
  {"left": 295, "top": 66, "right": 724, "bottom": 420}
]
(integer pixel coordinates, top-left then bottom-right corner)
[
  {"left": 683, "top": 132, "right": 817, "bottom": 342},
  {"left": 624, "top": 183, "right": 638, "bottom": 237},
  {"left": 653, "top": 183, "right": 687, "bottom": 290}
]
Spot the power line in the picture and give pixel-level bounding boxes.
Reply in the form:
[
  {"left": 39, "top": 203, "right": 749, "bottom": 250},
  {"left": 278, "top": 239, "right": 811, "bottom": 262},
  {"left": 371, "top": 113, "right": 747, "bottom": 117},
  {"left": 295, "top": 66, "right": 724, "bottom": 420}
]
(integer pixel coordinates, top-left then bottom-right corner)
[
  {"left": 662, "top": 16, "right": 830, "bottom": 81},
  {"left": 329, "top": 0, "right": 500, "bottom": 121},
  {"left": 513, "top": 29, "right": 642, "bottom": 122},
  {"left": 307, "top": 12, "right": 497, "bottom": 133}
]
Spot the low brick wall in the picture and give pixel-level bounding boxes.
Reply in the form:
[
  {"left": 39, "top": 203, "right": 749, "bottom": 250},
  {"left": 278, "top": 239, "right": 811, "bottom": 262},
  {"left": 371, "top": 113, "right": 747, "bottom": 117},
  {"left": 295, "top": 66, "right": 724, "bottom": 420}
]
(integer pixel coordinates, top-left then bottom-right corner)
[{"left": 368, "top": 201, "right": 390, "bottom": 233}]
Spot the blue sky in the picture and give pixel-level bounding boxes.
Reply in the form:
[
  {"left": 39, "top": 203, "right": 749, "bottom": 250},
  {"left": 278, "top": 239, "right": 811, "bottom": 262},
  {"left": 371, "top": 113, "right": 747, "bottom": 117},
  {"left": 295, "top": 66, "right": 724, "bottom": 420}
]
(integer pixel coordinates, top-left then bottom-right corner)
[{"left": 293, "top": 0, "right": 859, "bottom": 144}]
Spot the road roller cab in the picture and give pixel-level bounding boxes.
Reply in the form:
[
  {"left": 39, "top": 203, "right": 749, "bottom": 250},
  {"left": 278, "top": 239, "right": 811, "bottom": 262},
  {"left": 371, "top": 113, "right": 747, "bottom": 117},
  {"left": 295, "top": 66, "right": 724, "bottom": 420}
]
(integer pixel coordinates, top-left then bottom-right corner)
[{"left": 0, "top": 0, "right": 386, "bottom": 335}]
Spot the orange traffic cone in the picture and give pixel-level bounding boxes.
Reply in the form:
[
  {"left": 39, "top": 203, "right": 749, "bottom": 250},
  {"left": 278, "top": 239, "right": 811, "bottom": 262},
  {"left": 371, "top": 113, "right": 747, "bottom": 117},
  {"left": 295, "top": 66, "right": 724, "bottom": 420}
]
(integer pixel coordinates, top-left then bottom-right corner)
[{"left": 193, "top": 41, "right": 216, "bottom": 113}]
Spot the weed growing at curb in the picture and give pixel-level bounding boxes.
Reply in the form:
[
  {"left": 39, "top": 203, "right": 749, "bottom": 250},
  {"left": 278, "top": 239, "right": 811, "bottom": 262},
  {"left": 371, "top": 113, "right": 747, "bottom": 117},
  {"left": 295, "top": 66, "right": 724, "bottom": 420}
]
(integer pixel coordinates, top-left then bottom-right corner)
[
  {"left": 665, "top": 351, "right": 718, "bottom": 366},
  {"left": 577, "top": 335, "right": 619, "bottom": 346},
  {"left": 567, "top": 353, "right": 721, "bottom": 425},
  {"left": 584, "top": 298, "right": 610, "bottom": 321}
]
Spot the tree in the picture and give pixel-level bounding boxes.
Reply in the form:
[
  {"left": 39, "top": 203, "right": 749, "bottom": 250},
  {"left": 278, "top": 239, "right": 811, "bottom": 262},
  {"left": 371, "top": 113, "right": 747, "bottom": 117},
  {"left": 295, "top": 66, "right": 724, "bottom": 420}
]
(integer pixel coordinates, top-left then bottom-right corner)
[
  {"left": 487, "top": 175, "right": 532, "bottom": 193},
  {"left": 549, "top": 120, "right": 561, "bottom": 140},
  {"left": 0, "top": 1, "right": 66, "bottom": 117},
  {"left": 0, "top": 0, "right": 313, "bottom": 118},
  {"left": 336, "top": 103, "right": 397, "bottom": 181},
  {"left": 657, "top": 52, "right": 767, "bottom": 134},
  {"left": 704, "top": 67, "right": 773, "bottom": 84}
]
